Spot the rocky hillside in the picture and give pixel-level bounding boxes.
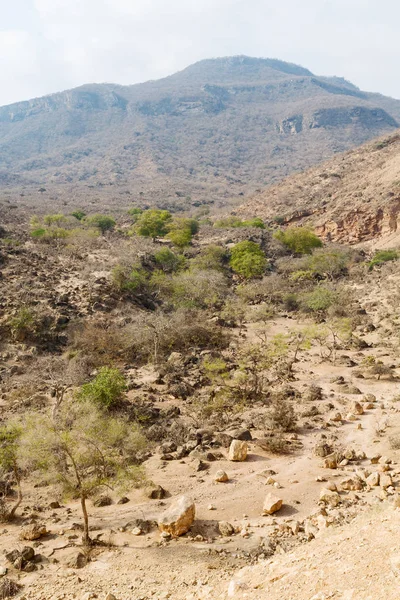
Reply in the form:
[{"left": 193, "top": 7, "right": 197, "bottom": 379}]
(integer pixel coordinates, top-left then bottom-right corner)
[
  {"left": 1, "top": 56, "right": 400, "bottom": 212},
  {"left": 238, "top": 131, "right": 400, "bottom": 243}
]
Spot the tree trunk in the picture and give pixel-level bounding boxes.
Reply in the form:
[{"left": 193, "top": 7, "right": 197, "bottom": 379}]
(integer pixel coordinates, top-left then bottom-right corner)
[
  {"left": 8, "top": 474, "right": 22, "bottom": 520},
  {"left": 80, "top": 495, "right": 91, "bottom": 544}
]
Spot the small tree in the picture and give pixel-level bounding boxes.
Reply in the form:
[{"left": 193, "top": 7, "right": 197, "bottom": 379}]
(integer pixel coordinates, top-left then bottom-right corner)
[
  {"left": 230, "top": 241, "right": 267, "bottom": 279},
  {"left": 0, "top": 424, "right": 23, "bottom": 520},
  {"left": 190, "top": 245, "right": 228, "bottom": 272},
  {"left": 71, "top": 210, "right": 86, "bottom": 221},
  {"left": 85, "top": 214, "right": 116, "bottom": 234},
  {"left": 20, "top": 402, "right": 146, "bottom": 544},
  {"left": 274, "top": 227, "right": 323, "bottom": 255},
  {"left": 153, "top": 248, "right": 185, "bottom": 273},
  {"left": 134, "top": 209, "right": 172, "bottom": 240},
  {"left": 78, "top": 367, "right": 126, "bottom": 409}
]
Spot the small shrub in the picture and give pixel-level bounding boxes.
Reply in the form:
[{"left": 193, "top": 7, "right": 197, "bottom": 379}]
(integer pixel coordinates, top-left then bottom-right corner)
[
  {"left": 0, "top": 578, "right": 21, "bottom": 598},
  {"left": 134, "top": 209, "right": 172, "bottom": 239},
  {"left": 127, "top": 207, "right": 144, "bottom": 222},
  {"left": 258, "top": 432, "right": 289, "bottom": 454},
  {"left": 301, "top": 287, "right": 335, "bottom": 313},
  {"left": 389, "top": 434, "right": 400, "bottom": 449},
  {"left": 274, "top": 227, "right": 323, "bottom": 255},
  {"left": 230, "top": 241, "right": 267, "bottom": 279},
  {"left": 266, "top": 396, "right": 297, "bottom": 432},
  {"left": 71, "top": 210, "right": 86, "bottom": 221},
  {"left": 153, "top": 248, "right": 185, "bottom": 273},
  {"left": 213, "top": 216, "right": 265, "bottom": 229},
  {"left": 171, "top": 270, "right": 229, "bottom": 308},
  {"left": 78, "top": 367, "right": 126, "bottom": 408},
  {"left": 368, "top": 249, "right": 398, "bottom": 270},
  {"left": 85, "top": 214, "right": 116, "bottom": 234},
  {"left": 190, "top": 245, "right": 228, "bottom": 272}
]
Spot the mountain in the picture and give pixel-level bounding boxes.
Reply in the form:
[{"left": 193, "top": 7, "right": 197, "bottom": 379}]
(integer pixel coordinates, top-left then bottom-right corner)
[
  {"left": 237, "top": 131, "right": 400, "bottom": 244},
  {"left": 1, "top": 55, "right": 400, "bottom": 212}
]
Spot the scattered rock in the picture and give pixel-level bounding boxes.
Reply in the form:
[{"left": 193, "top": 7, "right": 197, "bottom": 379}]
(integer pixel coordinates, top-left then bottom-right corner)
[
  {"left": 319, "top": 488, "right": 341, "bottom": 507},
  {"left": 228, "top": 440, "right": 248, "bottom": 462},
  {"left": 366, "top": 472, "right": 380, "bottom": 487},
  {"left": 218, "top": 521, "right": 234, "bottom": 536},
  {"left": 93, "top": 495, "right": 112, "bottom": 507},
  {"left": 351, "top": 401, "right": 364, "bottom": 415},
  {"left": 117, "top": 496, "right": 130, "bottom": 505},
  {"left": 262, "top": 493, "right": 283, "bottom": 515},
  {"left": 19, "top": 523, "right": 47, "bottom": 541},
  {"left": 314, "top": 442, "right": 332, "bottom": 458},
  {"left": 214, "top": 470, "right": 229, "bottom": 483},
  {"left": 158, "top": 496, "right": 195, "bottom": 537},
  {"left": 229, "top": 429, "right": 252, "bottom": 441},
  {"left": 146, "top": 485, "right": 167, "bottom": 499},
  {"left": 340, "top": 477, "right": 363, "bottom": 491},
  {"left": 323, "top": 454, "right": 338, "bottom": 469},
  {"left": 380, "top": 473, "right": 393, "bottom": 489},
  {"left": 67, "top": 552, "right": 88, "bottom": 569}
]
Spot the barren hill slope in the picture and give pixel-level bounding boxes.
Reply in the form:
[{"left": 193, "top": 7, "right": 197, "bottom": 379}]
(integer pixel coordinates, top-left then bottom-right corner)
[
  {"left": 238, "top": 131, "right": 400, "bottom": 243},
  {"left": 1, "top": 56, "right": 400, "bottom": 212}
]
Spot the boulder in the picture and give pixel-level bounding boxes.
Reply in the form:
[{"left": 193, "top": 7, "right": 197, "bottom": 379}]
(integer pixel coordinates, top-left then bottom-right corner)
[
  {"left": 319, "top": 488, "right": 340, "bottom": 507},
  {"left": 340, "top": 477, "right": 363, "bottom": 491},
  {"left": 214, "top": 470, "right": 229, "bottom": 483},
  {"left": 351, "top": 401, "right": 364, "bottom": 415},
  {"left": 229, "top": 429, "right": 252, "bottom": 441},
  {"left": 19, "top": 524, "right": 47, "bottom": 541},
  {"left": 380, "top": 473, "right": 393, "bottom": 489},
  {"left": 146, "top": 484, "right": 167, "bottom": 500},
  {"left": 314, "top": 442, "right": 332, "bottom": 458},
  {"left": 158, "top": 496, "right": 195, "bottom": 537},
  {"left": 93, "top": 495, "right": 112, "bottom": 507},
  {"left": 228, "top": 440, "right": 248, "bottom": 462},
  {"left": 218, "top": 521, "right": 234, "bottom": 536},
  {"left": 262, "top": 493, "right": 283, "bottom": 515},
  {"left": 323, "top": 453, "right": 338, "bottom": 469},
  {"left": 366, "top": 472, "right": 380, "bottom": 487},
  {"left": 330, "top": 412, "right": 343, "bottom": 422}
]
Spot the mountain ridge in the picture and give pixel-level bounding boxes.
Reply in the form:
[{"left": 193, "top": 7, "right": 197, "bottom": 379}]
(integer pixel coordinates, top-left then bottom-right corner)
[{"left": 1, "top": 56, "right": 400, "bottom": 213}]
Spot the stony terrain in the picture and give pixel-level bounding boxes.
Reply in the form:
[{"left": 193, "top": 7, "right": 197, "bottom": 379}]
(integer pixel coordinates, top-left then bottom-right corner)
[
  {"left": 1, "top": 205, "right": 400, "bottom": 599},
  {"left": 2, "top": 56, "right": 400, "bottom": 213},
  {"left": 238, "top": 131, "right": 400, "bottom": 244}
]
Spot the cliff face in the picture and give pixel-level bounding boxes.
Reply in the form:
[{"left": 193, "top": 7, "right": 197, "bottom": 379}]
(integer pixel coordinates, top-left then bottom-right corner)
[
  {"left": 238, "top": 133, "right": 400, "bottom": 244},
  {"left": 1, "top": 56, "right": 400, "bottom": 211}
]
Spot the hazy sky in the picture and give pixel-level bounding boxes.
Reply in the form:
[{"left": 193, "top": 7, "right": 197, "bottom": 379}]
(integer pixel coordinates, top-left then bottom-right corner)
[{"left": 2, "top": 0, "right": 400, "bottom": 107}]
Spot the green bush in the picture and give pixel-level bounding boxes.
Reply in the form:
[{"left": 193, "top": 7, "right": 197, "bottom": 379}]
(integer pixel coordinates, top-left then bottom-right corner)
[
  {"left": 230, "top": 241, "right": 267, "bottom": 279},
  {"left": 85, "top": 214, "right": 116, "bottom": 234},
  {"left": 302, "top": 287, "right": 335, "bottom": 313},
  {"left": 134, "top": 209, "right": 172, "bottom": 239},
  {"left": 111, "top": 265, "right": 152, "bottom": 295},
  {"left": 31, "top": 228, "right": 46, "bottom": 238},
  {"left": 127, "top": 207, "right": 144, "bottom": 222},
  {"left": 153, "top": 248, "right": 185, "bottom": 273},
  {"left": 166, "top": 217, "right": 199, "bottom": 248},
  {"left": 172, "top": 270, "right": 228, "bottom": 308},
  {"left": 274, "top": 227, "right": 323, "bottom": 254},
  {"left": 213, "top": 216, "right": 265, "bottom": 229},
  {"left": 190, "top": 245, "right": 228, "bottom": 272},
  {"left": 368, "top": 249, "right": 399, "bottom": 270},
  {"left": 78, "top": 367, "right": 126, "bottom": 408},
  {"left": 304, "top": 248, "right": 350, "bottom": 280},
  {"left": 44, "top": 214, "right": 66, "bottom": 227},
  {"left": 167, "top": 227, "right": 192, "bottom": 248},
  {"left": 71, "top": 210, "right": 86, "bottom": 221}
]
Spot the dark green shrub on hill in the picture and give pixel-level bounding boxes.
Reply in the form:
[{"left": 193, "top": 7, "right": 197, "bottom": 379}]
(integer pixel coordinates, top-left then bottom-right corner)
[
  {"left": 230, "top": 241, "right": 267, "bottom": 279},
  {"left": 274, "top": 226, "right": 323, "bottom": 254},
  {"left": 368, "top": 249, "right": 398, "bottom": 270}
]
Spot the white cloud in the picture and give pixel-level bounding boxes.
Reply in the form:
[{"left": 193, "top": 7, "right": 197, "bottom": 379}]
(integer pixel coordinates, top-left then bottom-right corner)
[{"left": 1, "top": 0, "right": 400, "bottom": 106}]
